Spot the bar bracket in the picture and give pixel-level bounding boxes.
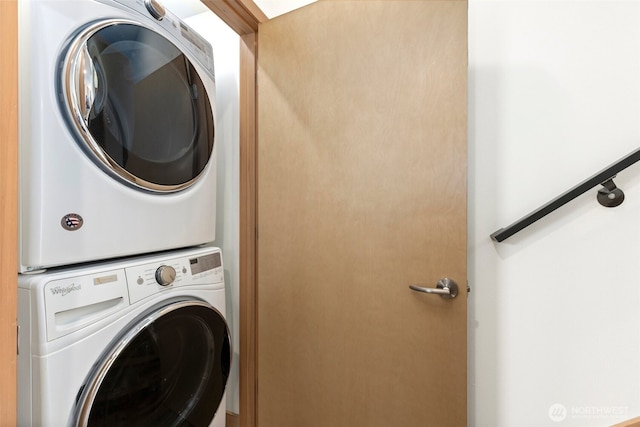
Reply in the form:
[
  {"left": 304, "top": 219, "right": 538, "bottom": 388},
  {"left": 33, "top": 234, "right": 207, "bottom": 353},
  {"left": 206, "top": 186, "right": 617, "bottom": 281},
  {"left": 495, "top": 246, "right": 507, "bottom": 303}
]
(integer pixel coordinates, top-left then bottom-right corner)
[{"left": 597, "top": 178, "right": 624, "bottom": 208}]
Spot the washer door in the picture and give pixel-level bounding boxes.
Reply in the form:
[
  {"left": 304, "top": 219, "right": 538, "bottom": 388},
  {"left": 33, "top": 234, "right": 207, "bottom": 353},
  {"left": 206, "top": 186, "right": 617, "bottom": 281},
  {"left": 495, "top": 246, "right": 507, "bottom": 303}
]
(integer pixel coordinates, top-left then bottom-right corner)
[
  {"left": 72, "top": 299, "right": 230, "bottom": 427},
  {"left": 62, "top": 20, "right": 215, "bottom": 192}
]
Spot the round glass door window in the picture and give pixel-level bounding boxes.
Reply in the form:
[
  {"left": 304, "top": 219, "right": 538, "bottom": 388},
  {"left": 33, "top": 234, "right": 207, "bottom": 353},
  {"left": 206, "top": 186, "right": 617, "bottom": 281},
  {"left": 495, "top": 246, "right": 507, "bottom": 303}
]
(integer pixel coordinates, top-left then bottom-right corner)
[
  {"left": 62, "top": 21, "right": 215, "bottom": 192},
  {"left": 72, "top": 300, "right": 231, "bottom": 427}
]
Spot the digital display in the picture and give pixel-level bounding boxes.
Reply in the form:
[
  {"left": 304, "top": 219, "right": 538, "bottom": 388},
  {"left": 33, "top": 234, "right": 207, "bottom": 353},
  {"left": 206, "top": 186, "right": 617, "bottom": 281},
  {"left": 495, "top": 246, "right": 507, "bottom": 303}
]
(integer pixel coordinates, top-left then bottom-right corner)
[
  {"left": 180, "top": 22, "right": 208, "bottom": 55},
  {"left": 189, "top": 253, "right": 221, "bottom": 275}
]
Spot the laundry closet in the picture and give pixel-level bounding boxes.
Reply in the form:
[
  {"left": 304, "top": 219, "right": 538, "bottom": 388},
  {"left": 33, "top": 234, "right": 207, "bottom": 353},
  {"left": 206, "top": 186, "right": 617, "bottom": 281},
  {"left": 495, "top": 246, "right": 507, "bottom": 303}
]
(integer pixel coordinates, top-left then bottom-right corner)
[{"left": 14, "top": 0, "right": 230, "bottom": 425}]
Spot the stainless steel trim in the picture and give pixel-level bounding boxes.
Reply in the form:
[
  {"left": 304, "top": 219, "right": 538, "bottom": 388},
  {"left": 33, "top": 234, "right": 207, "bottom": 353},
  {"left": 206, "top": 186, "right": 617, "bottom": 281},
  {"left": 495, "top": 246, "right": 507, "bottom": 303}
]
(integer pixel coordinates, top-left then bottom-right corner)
[
  {"left": 61, "top": 19, "right": 212, "bottom": 193},
  {"left": 73, "top": 44, "right": 96, "bottom": 122},
  {"left": 71, "top": 298, "right": 230, "bottom": 427},
  {"left": 409, "top": 278, "right": 458, "bottom": 299}
]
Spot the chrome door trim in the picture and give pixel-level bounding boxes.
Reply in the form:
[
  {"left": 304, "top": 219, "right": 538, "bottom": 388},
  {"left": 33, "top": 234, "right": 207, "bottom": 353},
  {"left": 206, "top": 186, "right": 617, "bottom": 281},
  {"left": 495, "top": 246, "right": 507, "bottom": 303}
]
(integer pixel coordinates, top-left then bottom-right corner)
[
  {"left": 61, "top": 19, "right": 213, "bottom": 193},
  {"left": 70, "top": 297, "right": 231, "bottom": 427}
]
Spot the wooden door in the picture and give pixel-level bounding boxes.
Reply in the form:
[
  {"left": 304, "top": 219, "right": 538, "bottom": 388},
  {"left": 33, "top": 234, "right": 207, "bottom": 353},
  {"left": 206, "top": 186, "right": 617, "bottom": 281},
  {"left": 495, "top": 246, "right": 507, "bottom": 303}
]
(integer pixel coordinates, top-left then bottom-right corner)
[{"left": 257, "top": 1, "right": 467, "bottom": 426}]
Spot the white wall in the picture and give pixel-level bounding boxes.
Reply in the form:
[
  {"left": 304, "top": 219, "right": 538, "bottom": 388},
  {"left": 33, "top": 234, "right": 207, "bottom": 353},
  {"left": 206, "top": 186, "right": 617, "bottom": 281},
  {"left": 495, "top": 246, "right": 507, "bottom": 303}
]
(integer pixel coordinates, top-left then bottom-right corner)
[
  {"left": 469, "top": 1, "right": 640, "bottom": 426},
  {"left": 184, "top": 12, "right": 241, "bottom": 414}
]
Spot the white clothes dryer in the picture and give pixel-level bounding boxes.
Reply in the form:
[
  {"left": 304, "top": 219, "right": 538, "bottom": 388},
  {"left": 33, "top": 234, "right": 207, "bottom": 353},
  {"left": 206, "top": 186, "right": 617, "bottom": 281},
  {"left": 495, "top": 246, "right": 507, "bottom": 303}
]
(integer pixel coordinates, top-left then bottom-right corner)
[
  {"left": 19, "top": 0, "right": 218, "bottom": 272},
  {"left": 18, "top": 246, "right": 231, "bottom": 427}
]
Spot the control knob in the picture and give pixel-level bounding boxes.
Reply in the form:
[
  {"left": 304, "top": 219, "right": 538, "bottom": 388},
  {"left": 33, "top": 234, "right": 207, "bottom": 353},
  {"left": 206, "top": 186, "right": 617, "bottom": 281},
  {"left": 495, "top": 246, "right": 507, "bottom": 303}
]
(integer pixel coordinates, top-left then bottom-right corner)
[
  {"left": 144, "top": 0, "right": 166, "bottom": 20},
  {"left": 155, "top": 265, "right": 176, "bottom": 286}
]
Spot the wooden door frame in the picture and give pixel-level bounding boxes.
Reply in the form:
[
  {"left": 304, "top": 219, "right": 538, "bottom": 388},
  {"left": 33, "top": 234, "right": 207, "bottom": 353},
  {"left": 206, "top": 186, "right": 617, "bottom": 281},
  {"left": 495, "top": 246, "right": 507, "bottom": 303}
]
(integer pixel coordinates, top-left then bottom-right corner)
[
  {"left": 0, "top": 1, "right": 18, "bottom": 425},
  {"left": 200, "top": 2, "right": 265, "bottom": 426}
]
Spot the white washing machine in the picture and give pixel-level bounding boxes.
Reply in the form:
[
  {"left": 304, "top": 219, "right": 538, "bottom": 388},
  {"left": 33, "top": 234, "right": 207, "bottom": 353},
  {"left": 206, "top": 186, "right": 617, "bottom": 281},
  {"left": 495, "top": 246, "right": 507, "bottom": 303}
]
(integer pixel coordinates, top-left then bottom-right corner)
[
  {"left": 19, "top": 0, "right": 218, "bottom": 273},
  {"left": 18, "top": 246, "right": 231, "bottom": 427}
]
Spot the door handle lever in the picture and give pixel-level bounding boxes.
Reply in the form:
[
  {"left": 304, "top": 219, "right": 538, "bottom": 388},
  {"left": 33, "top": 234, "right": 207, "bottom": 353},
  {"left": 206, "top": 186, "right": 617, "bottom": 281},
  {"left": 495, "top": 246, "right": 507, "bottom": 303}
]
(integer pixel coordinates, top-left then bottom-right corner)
[{"left": 409, "top": 278, "right": 458, "bottom": 299}]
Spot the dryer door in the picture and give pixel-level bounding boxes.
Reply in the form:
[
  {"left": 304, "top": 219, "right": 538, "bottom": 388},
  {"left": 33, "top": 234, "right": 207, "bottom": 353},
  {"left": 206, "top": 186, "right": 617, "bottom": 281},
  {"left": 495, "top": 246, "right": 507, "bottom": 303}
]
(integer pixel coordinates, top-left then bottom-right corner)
[
  {"left": 61, "top": 20, "right": 215, "bottom": 192},
  {"left": 71, "top": 299, "right": 230, "bottom": 427}
]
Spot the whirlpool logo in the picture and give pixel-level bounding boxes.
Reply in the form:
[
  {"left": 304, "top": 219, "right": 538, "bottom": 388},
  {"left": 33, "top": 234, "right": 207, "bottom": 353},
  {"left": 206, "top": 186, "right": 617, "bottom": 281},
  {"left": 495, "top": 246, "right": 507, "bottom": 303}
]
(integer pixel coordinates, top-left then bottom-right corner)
[{"left": 49, "top": 283, "right": 82, "bottom": 296}]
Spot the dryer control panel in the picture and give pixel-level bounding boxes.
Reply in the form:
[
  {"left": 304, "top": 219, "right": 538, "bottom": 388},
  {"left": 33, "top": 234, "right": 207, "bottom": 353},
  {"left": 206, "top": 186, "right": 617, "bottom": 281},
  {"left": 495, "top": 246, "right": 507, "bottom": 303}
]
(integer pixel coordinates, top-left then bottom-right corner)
[{"left": 93, "top": 0, "right": 216, "bottom": 77}]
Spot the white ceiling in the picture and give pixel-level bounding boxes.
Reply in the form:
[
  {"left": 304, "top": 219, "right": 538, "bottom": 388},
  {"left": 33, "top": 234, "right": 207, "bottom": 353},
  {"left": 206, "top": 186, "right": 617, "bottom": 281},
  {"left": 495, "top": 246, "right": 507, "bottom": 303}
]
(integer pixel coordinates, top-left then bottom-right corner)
[
  {"left": 161, "top": 0, "right": 317, "bottom": 20},
  {"left": 252, "top": 0, "right": 316, "bottom": 19}
]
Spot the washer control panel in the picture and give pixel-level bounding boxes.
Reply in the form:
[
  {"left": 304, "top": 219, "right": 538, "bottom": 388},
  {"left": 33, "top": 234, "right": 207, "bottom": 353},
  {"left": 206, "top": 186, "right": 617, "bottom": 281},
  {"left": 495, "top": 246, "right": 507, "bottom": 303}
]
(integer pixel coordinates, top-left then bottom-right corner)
[
  {"left": 32, "top": 248, "right": 223, "bottom": 343},
  {"left": 126, "top": 251, "right": 224, "bottom": 304}
]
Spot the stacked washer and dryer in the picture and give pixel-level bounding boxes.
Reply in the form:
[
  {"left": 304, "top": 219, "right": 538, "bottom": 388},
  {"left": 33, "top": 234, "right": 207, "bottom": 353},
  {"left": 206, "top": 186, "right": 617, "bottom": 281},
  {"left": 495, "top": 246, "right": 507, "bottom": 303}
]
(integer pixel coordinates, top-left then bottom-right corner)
[{"left": 17, "top": 0, "right": 231, "bottom": 426}]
